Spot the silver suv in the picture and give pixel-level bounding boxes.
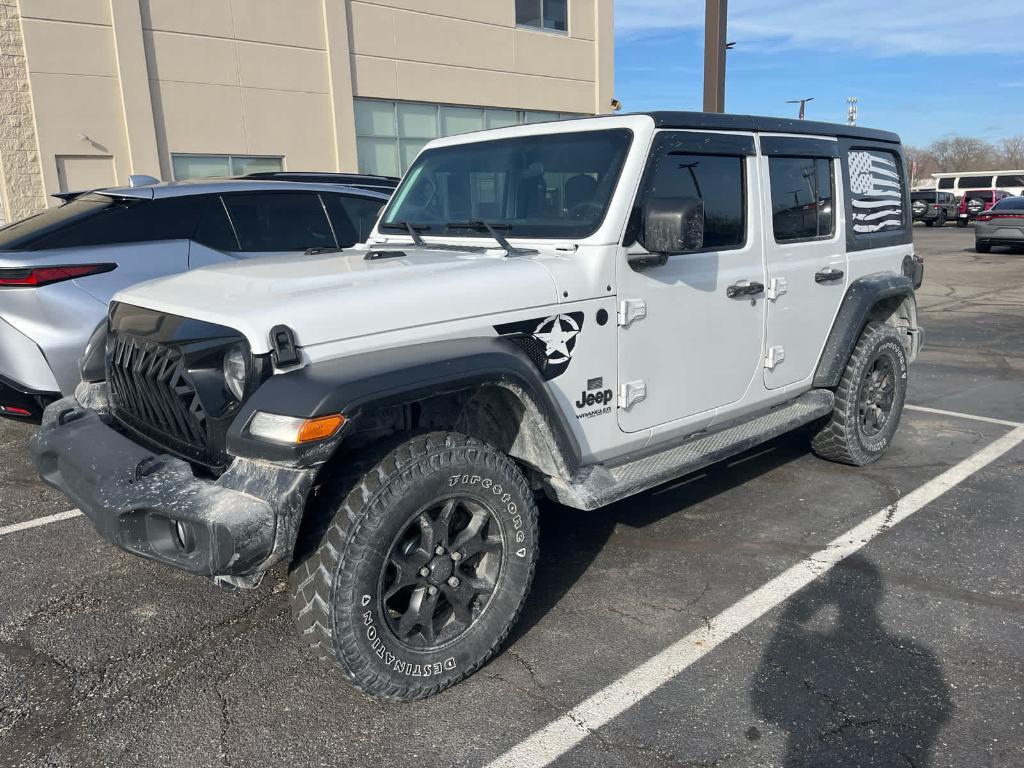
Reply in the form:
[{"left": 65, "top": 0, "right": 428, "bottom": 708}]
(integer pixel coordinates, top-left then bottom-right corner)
[{"left": 0, "top": 179, "right": 388, "bottom": 420}]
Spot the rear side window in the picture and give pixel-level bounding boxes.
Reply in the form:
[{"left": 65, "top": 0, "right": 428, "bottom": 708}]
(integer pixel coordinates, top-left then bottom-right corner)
[
  {"left": 937, "top": 178, "right": 954, "bottom": 189},
  {"left": 847, "top": 149, "right": 905, "bottom": 235},
  {"left": 193, "top": 196, "right": 239, "bottom": 251},
  {"left": 0, "top": 194, "right": 203, "bottom": 251},
  {"left": 222, "top": 192, "right": 335, "bottom": 252},
  {"left": 323, "top": 194, "right": 385, "bottom": 247},
  {"left": 959, "top": 175, "right": 993, "bottom": 188},
  {"left": 634, "top": 149, "right": 747, "bottom": 251},
  {"left": 768, "top": 157, "right": 834, "bottom": 242},
  {"left": 993, "top": 197, "right": 1024, "bottom": 210},
  {"left": 996, "top": 174, "right": 1024, "bottom": 187}
]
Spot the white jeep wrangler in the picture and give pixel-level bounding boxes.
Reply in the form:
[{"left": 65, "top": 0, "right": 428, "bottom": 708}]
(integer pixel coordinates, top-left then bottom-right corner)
[{"left": 32, "top": 112, "right": 924, "bottom": 701}]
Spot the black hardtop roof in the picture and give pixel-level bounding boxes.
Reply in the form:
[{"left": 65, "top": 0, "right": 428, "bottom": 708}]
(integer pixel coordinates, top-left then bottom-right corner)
[{"left": 633, "top": 111, "right": 900, "bottom": 145}]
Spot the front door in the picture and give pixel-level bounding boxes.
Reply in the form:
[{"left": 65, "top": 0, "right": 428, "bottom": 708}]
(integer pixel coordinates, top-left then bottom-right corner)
[
  {"left": 616, "top": 131, "right": 767, "bottom": 433},
  {"left": 760, "top": 142, "right": 847, "bottom": 389}
]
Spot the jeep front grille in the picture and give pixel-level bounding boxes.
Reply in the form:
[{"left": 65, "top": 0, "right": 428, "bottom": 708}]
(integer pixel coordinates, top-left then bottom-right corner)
[{"left": 108, "top": 335, "right": 209, "bottom": 457}]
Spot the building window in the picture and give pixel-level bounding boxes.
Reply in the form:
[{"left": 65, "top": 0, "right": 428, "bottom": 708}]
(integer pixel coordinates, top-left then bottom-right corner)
[
  {"left": 516, "top": 0, "right": 568, "bottom": 32},
  {"left": 354, "top": 99, "right": 582, "bottom": 176},
  {"left": 171, "top": 154, "right": 283, "bottom": 181}
]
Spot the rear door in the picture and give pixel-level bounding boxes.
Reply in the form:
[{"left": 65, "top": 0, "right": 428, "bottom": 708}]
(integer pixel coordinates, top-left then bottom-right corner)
[{"left": 760, "top": 137, "right": 846, "bottom": 389}]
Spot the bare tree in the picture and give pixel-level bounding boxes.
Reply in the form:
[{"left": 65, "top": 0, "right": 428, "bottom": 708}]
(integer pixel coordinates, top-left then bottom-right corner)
[
  {"left": 996, "top": 135, "right": 1024, "bottom": 168},
  {"left": 904, "top": 145, "right": 940, "bottom": 186},
  {"left": 929, "top": 135, "right": 995, "bottom": 171}
]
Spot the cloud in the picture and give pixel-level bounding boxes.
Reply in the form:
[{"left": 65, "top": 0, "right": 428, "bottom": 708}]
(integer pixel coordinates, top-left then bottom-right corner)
[{"left": 615, "top": 0, "right": 1024, "bottom": 56}]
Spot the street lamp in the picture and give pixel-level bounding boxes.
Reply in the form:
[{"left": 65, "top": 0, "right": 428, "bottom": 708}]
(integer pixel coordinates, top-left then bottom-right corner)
[{"left": 786, "top": 98, "right": 815, "bottom": 120}]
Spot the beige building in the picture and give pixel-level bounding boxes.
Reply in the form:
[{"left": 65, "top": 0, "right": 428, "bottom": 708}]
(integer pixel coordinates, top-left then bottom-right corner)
[{"left": 0, "top": 0, "right": 614, "bottom": 224}]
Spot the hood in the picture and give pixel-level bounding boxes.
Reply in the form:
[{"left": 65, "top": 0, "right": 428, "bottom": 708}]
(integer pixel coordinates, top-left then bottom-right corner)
[{"left": 113, "top": 247, "right": 559, "bottom": 354}]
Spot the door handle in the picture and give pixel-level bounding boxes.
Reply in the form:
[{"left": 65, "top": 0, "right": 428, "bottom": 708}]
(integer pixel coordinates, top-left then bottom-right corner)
[
  {"left": 815, "top": 267, "right": 844, "bottom": 283},
  {"left": 726, "top": 280, "right": 765, "bottom": 299}
]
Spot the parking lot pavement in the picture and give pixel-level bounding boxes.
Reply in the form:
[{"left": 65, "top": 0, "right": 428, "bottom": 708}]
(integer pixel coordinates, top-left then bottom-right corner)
[{"left": 1, "top": 225, "right": 1021, "bottom": 768}]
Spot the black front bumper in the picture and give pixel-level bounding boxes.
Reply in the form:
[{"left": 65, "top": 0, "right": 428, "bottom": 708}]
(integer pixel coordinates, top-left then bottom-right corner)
[{"left": 31, "top": 397, "right": 317, "bottom": 578}]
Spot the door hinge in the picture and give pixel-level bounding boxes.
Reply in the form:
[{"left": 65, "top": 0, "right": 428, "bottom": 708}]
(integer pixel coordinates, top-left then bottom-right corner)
[
  {"left": 767, "top": 277, "right": 788, "bottom": 301},
  {"left": 617, "top": 299, "right": 647, "bottom": 327},
  {"left": 764, "top": 345, "right": 785, "bottom": 371},
  {"left": 619, "top": 380, "right": 647, "bottom": 410}
]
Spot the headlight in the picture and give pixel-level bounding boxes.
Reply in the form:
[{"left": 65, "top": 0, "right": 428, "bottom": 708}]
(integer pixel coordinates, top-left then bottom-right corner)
[{"left": 223, "top": 344, "right": 248, "bottom": 401}]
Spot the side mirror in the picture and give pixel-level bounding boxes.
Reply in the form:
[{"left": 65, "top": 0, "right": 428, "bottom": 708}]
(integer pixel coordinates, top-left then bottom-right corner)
[{"left": 630, "top": 197, "right": 705, "bottom": 268}]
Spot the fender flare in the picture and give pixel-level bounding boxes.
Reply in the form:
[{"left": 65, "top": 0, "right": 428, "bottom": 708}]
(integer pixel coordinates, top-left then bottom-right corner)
[
  {"left": 813, "top": 273, "right": 917, "bottom": 389},
  {"left": 226, "top": 337, "right": 582, "bottom": 477}
]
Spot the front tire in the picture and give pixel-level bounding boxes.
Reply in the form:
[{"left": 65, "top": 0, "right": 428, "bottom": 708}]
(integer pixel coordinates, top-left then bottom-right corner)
[
  {"left": 811, "top": 323, "right": 908, "bottom": 466},
  {"left": 290, "top": 432, "right": 538, "bottom": 701}
]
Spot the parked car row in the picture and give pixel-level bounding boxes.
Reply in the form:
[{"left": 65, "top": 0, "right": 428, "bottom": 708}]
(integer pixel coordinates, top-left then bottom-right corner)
[
  {"left": 911, "top": 188, "right": 1015, "bottom": 227},
  {"left": 0, "top": 175, "right": 394, "bottom": 421}
]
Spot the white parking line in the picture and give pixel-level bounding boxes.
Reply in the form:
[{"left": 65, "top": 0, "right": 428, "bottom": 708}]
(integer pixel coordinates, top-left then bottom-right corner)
[
  {"left": 905, "top": 404, "right": 1022, "bottom": 428},
  {"left": 485, "top": 424, "right": 1024, "bottom": 768},
  {"left": 0, "top": 508, "right": 82, "bottom": 538}
]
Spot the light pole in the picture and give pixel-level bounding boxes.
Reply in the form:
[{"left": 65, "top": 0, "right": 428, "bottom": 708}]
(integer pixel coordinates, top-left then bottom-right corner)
[
  {"left": 703, "top": 0, "right": 728, "bottom": 113},
  {"left": 786, "top": 98, "right": 814, "bottom": 119}
]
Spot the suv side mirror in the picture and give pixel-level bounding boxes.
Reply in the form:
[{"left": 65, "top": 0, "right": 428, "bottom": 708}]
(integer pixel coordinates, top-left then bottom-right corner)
[{"left": 631, "top": 197, "right": 705, "bottom": 268}]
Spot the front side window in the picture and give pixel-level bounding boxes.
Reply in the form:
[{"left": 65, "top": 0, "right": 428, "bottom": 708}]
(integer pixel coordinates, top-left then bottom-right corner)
[
  {"left": 516, "top": 0, "right": 567, "bottom": 32},
  {"left": 222, "top": 192, "right": 334, "bottom": 252},
  {"left": 381, "top": 129, "right": 632, "bottom": 239},
  {"left": 937, "top": 177, "right": 954, "bottom": 189},
  {"left": 632, "top": 146, "right": 746, "bottom": 251},
  {"left": 323, "top": 194, "right": 385, "bottom": 247},
  {"left": 769, "top": 157, "right": 834, "bottom": 241}
]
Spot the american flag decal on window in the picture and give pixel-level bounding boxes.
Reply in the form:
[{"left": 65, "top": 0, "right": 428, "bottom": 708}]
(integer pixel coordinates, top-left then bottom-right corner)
[{"left": 849, "top": 150, "right": 903, "bottom": 233}]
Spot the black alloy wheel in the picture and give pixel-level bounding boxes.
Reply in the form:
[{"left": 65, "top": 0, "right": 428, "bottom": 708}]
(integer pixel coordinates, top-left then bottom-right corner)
[
  {"left": 858, "top": 354, "right": 896, "bottom": 438},
  {"left": 381, "top": 496, "right": 503, "bottom": 650}
]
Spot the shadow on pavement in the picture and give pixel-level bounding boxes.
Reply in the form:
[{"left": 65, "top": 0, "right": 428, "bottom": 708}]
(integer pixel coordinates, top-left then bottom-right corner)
[
  {"left": 752, "top": 555, "right": 952, "bottom": 767},
  {"left": 508, "top": 432, "right": 811, "bottom": 645}
]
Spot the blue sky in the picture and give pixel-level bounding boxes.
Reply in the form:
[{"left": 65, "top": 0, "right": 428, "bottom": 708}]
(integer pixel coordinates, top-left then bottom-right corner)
[{"left": 614, "top": 0, "right": 1024, "bottom": 147}]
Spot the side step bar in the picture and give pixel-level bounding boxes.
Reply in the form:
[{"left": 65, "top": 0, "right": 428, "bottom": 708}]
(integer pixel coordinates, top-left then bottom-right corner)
[{"left": 543, "top": 390, "right": 834, "bottom": 510}]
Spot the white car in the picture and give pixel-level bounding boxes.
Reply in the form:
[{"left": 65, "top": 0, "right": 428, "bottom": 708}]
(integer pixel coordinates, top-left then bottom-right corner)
[{"left": 33, "top": 111, "right": 924, "bottom": 702}]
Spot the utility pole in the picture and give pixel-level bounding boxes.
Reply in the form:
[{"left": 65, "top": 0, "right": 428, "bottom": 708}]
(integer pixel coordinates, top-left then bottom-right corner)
[
  {"left": 703, "top": 0, "right": 728, "bottom": 113},
  {"left": 847, "top": 96, "right": 859, "bottom": 126},
  {"left": 786, "top": 98, "right": 814, "bottom": 119}
]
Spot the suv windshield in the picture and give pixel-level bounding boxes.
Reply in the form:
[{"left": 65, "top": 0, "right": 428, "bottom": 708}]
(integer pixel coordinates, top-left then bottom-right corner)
[
  {"left": 0, "top": 193, "right": 139, "bottom": 251},
  {"left": 380, "top": 129, "right": 633, "bottom": 239}
]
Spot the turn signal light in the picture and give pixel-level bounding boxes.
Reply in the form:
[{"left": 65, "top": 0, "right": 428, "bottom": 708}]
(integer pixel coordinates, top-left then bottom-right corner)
[
  {"left": 0, "top": 264, "right": 116, "bottom": 288},
  {"left": 297, "top": 414, "right": 346, "bottom": 443}
]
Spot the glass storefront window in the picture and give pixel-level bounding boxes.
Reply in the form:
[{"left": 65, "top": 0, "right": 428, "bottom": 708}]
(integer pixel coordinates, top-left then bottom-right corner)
[
  {"left": 171, "top": 154, "right": 282, "bottom": 180},
  {"left": 353, "top": 98, "right": 583, "bottom": 176}
]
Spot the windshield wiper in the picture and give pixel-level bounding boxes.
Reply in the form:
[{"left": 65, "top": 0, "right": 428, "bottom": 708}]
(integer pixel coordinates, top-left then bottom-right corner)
[
  {"left": 444, "top": 220, "right": 536, "bottom": 257},
  {"left": 380, "top": 220, "right": 429, "bottom": 246}
]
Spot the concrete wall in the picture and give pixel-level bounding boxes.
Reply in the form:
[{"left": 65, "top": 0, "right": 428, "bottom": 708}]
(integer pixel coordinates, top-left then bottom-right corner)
[{"left": 1, "top": 0, "right": 613, "bottom": 216}]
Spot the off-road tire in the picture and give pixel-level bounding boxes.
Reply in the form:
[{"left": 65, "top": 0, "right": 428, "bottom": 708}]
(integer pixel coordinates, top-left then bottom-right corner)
[
  {"left": 937, "top": 211, "right": 947, "bottom": 227},
  {"left": 289, "top": 432, "right": 538, "bottom": 701},
  {"left": 811, "top": 322, "right": 908, "bottom": 466},
  {"left": 957, "top": 219, "right": 968, "bottom": 228},
  {"left": 924, "top": 218, "right": 934, "bottom": 227},
  {"left": 976, "top": 242, "right": 991, "bottom": 253}
]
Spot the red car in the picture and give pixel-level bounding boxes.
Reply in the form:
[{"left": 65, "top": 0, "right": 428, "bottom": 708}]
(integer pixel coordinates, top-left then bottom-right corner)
[{"left": 957, "top": 189, "right": 1013, "bottom": 226}]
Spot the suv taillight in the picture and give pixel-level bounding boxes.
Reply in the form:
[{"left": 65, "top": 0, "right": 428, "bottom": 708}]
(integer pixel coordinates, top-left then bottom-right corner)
[{"left": 0, "top": 263, "right": 115, "bottom": 288}]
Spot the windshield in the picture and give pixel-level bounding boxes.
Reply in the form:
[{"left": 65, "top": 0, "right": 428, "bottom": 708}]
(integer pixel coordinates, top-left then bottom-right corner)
[
  {"left": 380, "top": 129, "right": 633, "bottom": 239},
  {"left": 0, "top": 193, "right": 137, "bottom": 251}
]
